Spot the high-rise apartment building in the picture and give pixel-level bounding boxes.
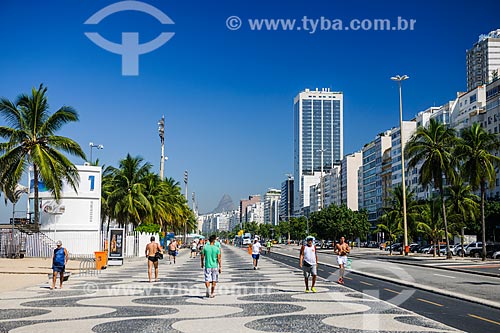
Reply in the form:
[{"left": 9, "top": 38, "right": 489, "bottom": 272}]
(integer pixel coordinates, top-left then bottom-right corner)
[
  {"left": 264, "top": 188, "right": 281, "bottom": 225},
  {"left": 467, "top": 29, "right": 500, "bottom": 91},
  {"left": 294, "top": 88, "right": 343, "bottom": 214},
  {"left": 361, "top": 131, "right": 392, "bottom": 225},
  {"left": 239, "top": 195, "right": 261, "bottom": 224},
  {"left": 341, "top": 151, "right": 362, "bottom": 211},
  {"left": 279, "top": 177, "right": 294, "bottom": 221}
]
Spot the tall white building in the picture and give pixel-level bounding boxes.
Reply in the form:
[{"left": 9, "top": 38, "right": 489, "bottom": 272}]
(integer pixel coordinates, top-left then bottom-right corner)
[
  {"left": 264, "top": 188, "right": 281, "bottom": 225},
  {"left": 294, "top": 88, "right": 343, "bottom": 214},
  {"left": 467, "top": 29, "right": 500, "bottom": 91},
  {"left": 390, "top": 121, "right": 417, "bottom": 190},
  {"left": 341, "top": 151, "right": 362, "bottom": 211},
  {"left": 200, "top": 210, "right": 239, "bottom": 234},
  {"left": 360, "top": 131, "right": 392, "bottom": 224},
  {"left": 246, "top": 202, "right": 264, "bottom": 224}
]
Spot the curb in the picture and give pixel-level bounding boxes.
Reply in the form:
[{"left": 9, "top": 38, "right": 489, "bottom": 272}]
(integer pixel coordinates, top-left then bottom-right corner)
[
  {"left": 271, "top": 249, "right": 500, "bottom": 310},
  {"left": 384, "top": 259, "right": 500, "bottom": 278}
]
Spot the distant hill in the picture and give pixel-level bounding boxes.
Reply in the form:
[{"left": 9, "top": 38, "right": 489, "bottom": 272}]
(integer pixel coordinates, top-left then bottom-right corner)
[{"left": 212, "top": 194, "right": 235, "bottom": 213}]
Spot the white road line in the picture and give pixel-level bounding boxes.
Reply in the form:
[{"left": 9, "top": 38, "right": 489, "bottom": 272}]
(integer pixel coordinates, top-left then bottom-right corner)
[{"left": 433, "top": 273, "right": 456, "bottom": 279}]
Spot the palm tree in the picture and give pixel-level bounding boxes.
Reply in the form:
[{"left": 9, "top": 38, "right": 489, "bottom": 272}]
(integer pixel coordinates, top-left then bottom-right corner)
[
  {"left": 416, "top": 198, "right": 447, "bottom": 257},
  {"left": 106, "top": 154, "right": 152, "bottom": 227},
  {"left": 446, "top": 177, "right": 479, "bottom": 256},
  {"left": 406, "top": 118, "right": 457, "bottom": 259},
  {"left": 375, "top": 211, "right": 402, "bottom": 255},
  {"left": 0, "top": 84, "right": 85, "bottom": 228},
  {"left": 455, "top": 123, "right": 500, "bottom": 260},
  {"left": 386, "top": 184, "right": 421, "bottom": 243}
]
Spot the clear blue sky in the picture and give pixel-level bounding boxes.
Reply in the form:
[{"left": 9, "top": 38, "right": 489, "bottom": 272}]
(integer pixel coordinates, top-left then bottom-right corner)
[{"left": 1, "top": 0, "right": 499, "bottom": 218}]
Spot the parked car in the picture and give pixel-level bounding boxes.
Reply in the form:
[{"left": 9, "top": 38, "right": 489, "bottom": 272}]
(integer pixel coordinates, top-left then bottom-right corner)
[
  {"left": 492, "top": 250, "right": 500, "bottom": 259},
  {"left": 428, "top": 245, "right": 449, "bottom": 255},
  {"left": 323, "top": 240, "right": 334, "bottom": 249},
  {"left": 486, "top": 244, "right": 500, "bottom": 258},
  {"left": 410, "top": 244, "right": 423, "bottom": 253},
  {"left": 465, "top": 242, "right": 483, "bottom": 256},
  {"left": 385, "top": 243, "right": 401, "bottom": 252},
  {"left": 419, "top": 245, "right": 433, "bottom": 254},
  {"left": 452, "top": 243, "right": 469, "bottom": 256},
  {"left": 471, "top": 243, "right": 500, "bottom": 258}
]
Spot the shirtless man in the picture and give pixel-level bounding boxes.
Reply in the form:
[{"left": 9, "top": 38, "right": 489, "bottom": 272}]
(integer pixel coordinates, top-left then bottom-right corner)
[
  {"left": 334, "top": 236, "right": 350, "bottom": 284},
  {"left": 145, "top": 236, "right": 163, "bottom": 282},
  {"left": 168, "top": 239, "right": 178, "bottom": 264}
]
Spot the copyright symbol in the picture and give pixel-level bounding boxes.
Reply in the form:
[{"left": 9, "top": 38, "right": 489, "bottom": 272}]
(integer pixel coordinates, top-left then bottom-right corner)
[
  {"left": 84, "top": 282, "right": 99, "bottom": 294},
  {"left": 226, "top": 16, "right": 242, "bottom": 30}
]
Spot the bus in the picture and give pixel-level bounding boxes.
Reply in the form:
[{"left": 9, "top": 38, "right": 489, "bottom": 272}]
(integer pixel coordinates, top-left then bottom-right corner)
[{"left": 242, "top": 233, "right": 252, "bottom": 246}]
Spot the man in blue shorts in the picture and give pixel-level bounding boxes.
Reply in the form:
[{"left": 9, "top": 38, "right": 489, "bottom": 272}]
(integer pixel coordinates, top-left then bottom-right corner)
[
  {"left": 252, "top": 238, "right": 262, "bottom": 270},
  {"left": 51, "top": 240, "right": 68, "bottom": 290},
  {"left": 201, "top": 235, "right": 221, "bottom": 298}
]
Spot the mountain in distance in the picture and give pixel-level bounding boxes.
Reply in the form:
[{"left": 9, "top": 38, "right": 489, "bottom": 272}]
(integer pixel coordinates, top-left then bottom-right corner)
[{"left": 212, "top": 194, "right": 236, "bottom": 213}]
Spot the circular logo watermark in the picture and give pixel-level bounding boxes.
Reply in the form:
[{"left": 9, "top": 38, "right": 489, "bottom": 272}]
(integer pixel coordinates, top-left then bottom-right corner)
[
  {"left": 83, "top": 282, "right": 99, "bottom": 295},
  {"left": 226, "top": 16, "right": 242, "bottom": 30}
]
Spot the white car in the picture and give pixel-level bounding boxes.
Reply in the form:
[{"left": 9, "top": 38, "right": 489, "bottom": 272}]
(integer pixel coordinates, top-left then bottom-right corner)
[
  {"left": 465, "top": 242, "right": 483, "bottom": 256},
  {"left": 492, "top": 250, "right": 500, "bottom": 259}
]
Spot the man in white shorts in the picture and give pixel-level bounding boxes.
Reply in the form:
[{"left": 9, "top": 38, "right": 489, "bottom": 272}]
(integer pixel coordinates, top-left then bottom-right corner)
[
  {"left": 201, "top": 235, "right": 221, "bottom": 298},
  {"left": 299, "top": 236, "right": 318, "bottom": 292},
  {"left": 334, "top": 236, "right": 350, "bottom": 284}
]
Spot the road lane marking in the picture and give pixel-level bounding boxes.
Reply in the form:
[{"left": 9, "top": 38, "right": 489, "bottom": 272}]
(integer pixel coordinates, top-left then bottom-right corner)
[
  {"left": 433, "top": 273, "right": 456, "bottom": 279},
  {"left": 343, "top": 276, "right": 352, "bottom": 280},
  {"left": 318, "top": 268, "right": 324, "bottom": 272},
  {"left": 445, "top": 264, "right": 500, "bottom": 269},
  {"left": 384, "top": 288, "right": 400, "bottom": 294},
  {"left": 417, "top": 298, "right": 443, "bottom": 307},
  {"left": 360, "top": 281, "right": 374, "bottom": 286},
  {"left": 468, "top": 314, "right": 500, "bottom": 326}
]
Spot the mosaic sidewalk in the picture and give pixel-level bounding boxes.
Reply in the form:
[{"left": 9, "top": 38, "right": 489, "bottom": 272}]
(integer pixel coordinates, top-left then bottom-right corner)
[{"left": 0, "top": 245, "right": 463, "bottom": 333}]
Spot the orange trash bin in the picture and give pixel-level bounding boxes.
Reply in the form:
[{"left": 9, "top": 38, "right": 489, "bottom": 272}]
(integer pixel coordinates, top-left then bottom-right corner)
[{"left": 94, "top": 251, "right": 108, "bottom": 270}]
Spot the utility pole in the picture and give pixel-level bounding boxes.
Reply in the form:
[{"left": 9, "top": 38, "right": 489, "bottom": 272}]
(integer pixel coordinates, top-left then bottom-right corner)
[{"left": 158, "top": 116, "right": 165, "bottom": 180}]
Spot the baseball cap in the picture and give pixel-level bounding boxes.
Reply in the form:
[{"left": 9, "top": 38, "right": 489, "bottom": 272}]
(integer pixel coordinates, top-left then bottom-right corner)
[
  {"left": 56, "top": 240, "right": 62, "bottom": 246},
  {"left": 306, "top": 236, "right": 314, "bottom": 241}
]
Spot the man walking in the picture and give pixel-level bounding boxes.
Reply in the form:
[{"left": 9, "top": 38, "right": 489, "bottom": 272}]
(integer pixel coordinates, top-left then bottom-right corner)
[
  {"left": 168, "top": 238, "right": 178, "bottom": 264},
  {"left": 334, "top": 236, "right": 350, "bottom": 284},
  {"left": 145, "top": 236, "right": 163, "bottom": 283},
  {"left": 201, "top": 235, "right": 221, "bottom": 298},
  {"left": 51, "top": 240, "right": 68, "bottom": 290},
  {"left": 299, "top": 236, "right": 318, "bottom": 292},
  {"left": 252, "top": 238, "right": 262, "bottom": 270},
  {"left": 190, "top": 240, "right": 198, "bottom": 258},
  {"left": 266, "top": 239, "right": 272, "bottom": 254}
]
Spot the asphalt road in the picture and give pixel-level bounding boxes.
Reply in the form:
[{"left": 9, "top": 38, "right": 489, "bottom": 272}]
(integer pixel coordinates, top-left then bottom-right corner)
[{"left": 265, "top": 251, "right": 500, "bottom": 333}]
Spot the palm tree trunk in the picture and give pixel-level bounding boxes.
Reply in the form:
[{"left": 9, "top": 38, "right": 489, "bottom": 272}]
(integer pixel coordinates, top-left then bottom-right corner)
[
  {"left": 480, "top": 181, "right": 487, "bottom": 261},
  {"left": 440, "top": 189, "right": 452, "bottom": 259},
  {"left": 433, "top": 238, "right": 437, "bottom": 257},
  {"left": 33, "top": 165, "right": 39, "bottom": 231}
]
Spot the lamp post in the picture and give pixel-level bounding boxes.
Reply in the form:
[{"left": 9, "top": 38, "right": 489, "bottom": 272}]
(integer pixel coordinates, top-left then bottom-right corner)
[
  {"left": 89, "top": 142, "right": 104, "bottom": 165},
  {"left": 285, "top": 174, "right": 293, "bottom": 244},
  {"left": 158, "top": 116, "right": 165, "bottom": 180},
  {"left": 391, "top": 74, "right": 409, "bottom": 256}
]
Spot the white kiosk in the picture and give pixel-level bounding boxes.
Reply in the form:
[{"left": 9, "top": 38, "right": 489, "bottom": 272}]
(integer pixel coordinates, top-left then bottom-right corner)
[{"left": 31, "top": 165, "right": 102, "bottom": 256}]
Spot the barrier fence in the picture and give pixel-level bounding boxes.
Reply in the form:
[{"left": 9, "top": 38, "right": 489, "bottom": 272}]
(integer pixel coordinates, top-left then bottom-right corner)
[{"left": 1, "top": 228, "right": 158, "bottom": 259}]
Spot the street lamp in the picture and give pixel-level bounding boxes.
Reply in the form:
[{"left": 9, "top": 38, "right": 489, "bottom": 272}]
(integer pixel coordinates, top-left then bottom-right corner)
[
  {"left": 391, "top": 74, "right": 409, "bottom": 256},
  {"left": 89, "top": 142, "right": 103, "bottom": 164},
  {"left": 158, "top": 116, "right": 165, "bottom": 180}
]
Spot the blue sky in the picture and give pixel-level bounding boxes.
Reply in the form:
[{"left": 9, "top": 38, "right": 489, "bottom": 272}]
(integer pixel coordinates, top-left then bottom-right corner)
[{"left": 1, "top": 0, "right": 500, "bottom": 218}]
